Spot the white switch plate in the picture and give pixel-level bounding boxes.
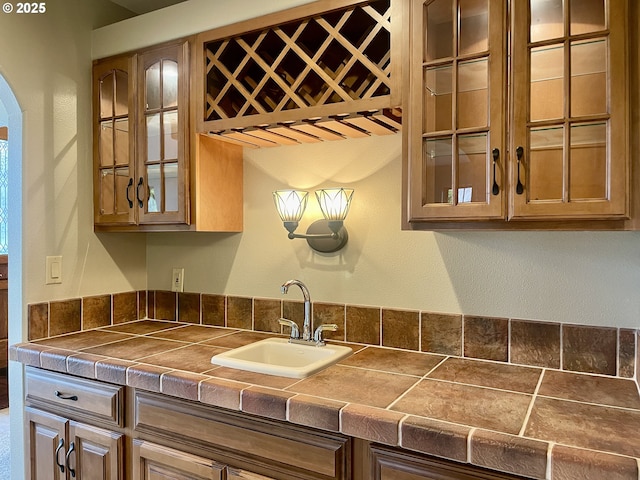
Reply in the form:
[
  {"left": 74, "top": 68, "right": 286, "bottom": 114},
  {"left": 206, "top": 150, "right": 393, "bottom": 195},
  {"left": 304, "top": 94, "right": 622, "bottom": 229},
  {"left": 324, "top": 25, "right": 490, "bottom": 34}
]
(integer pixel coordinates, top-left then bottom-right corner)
[
  {"left": 172, "top": 268, "right": 184, "bottom": 292},
  {"left": 46, "top": 256, "right": 62, "bottom": 284}
]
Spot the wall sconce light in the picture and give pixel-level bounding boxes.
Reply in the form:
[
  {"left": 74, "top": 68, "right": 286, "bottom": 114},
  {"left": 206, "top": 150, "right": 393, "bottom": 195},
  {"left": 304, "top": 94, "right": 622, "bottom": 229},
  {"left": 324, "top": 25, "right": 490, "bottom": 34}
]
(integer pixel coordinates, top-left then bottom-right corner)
[{"left": 273, "top": 188, "right": 354, "bottom": 253}]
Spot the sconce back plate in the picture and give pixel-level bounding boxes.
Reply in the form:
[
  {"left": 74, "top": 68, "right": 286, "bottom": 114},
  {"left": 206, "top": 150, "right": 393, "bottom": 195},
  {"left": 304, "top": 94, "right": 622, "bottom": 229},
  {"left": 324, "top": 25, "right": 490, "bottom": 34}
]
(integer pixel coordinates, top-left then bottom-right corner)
[{"left": 306, "top": 219, "right": 348, "bottom": 253}]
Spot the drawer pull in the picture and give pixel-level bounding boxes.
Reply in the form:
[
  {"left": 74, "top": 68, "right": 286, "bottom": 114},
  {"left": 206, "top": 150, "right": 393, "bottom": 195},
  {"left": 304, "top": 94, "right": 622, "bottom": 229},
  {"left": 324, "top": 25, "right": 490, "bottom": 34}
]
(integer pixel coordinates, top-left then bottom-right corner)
[
  {"left": 55, "top": 438, "right": 65, "bottom": 473},
  {"left": 54, "top": 390, "right": 78, "bottom": 401},
  {"left": 65, "top": 441, "right": 76, "bottom": 478}
]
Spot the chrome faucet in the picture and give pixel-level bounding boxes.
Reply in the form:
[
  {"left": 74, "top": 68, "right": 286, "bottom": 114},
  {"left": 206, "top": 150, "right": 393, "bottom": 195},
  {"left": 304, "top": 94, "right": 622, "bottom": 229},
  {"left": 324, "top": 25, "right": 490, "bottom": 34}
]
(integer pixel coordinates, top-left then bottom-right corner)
[{"left": 281, "top": 279, "right": 312, "bottom": 341}]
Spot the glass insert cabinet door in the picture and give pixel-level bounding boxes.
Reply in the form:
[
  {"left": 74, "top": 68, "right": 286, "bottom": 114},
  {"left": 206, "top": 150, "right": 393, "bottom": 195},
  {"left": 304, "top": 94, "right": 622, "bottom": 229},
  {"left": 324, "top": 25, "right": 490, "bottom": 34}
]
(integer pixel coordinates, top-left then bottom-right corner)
[
  {"left": 94, "top": 56, "right": 136, "bottom": 225},
  {"left": 510, "top": 0, "right": 628, "bottom": 220},
  {"left": 137, "top": 42, "right": 188, "bottom": 225},
  {"left": 407, "top": 0, "right": 506, "bottom": 221}
]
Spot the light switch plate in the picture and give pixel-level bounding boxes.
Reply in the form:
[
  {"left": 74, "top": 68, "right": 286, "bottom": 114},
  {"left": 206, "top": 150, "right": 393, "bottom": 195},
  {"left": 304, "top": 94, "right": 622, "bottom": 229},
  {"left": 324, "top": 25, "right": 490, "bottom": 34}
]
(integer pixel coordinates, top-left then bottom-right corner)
[
  {"left": 46, "top": 256, "right": 62, "bottom": 284},
  {"left": 172, "top": 268, "right": 184, "bottom": 292}
]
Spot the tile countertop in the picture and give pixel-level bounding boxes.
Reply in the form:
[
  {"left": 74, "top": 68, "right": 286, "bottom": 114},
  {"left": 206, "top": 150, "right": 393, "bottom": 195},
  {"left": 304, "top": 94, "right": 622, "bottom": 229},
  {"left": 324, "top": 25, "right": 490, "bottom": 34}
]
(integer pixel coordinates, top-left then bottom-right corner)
[{"left": 9, "top": 320, "right": 640, "bottom": 480}]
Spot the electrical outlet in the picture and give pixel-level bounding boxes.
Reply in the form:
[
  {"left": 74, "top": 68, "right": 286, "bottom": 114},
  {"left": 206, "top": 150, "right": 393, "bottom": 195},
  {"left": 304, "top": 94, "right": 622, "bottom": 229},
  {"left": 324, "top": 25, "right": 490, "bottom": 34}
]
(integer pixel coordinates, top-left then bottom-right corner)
[
  {"left": 172, "top": 268, "right": 184, "bottom": 292},
  {"left": 46, "top": 256, "right": 62, "bottom": 284}
]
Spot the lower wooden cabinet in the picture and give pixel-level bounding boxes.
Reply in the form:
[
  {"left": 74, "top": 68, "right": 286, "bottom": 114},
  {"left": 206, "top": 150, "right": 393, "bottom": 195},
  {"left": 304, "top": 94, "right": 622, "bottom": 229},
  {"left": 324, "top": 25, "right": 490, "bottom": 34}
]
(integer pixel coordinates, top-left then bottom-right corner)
[
  {"left": 26, "top": 407, "right": 123, "bottom": 480},
  {"left": 132, "top": 439, "right": 277, "bottom": 480},
  {"left": 25, "top": 367, "right": 125, "bottom": 480},
  {"left": 132, "top": 440, "right": 225, "bottom": 480},
  {"left": 368, "top": 445, "right": 525, "bottom": 480},
  {"left": 23, "top": 367, "right": 532, "bottom": 480},
  {"left": 133, "top": 390, "right": 350, "bottom": 480}
]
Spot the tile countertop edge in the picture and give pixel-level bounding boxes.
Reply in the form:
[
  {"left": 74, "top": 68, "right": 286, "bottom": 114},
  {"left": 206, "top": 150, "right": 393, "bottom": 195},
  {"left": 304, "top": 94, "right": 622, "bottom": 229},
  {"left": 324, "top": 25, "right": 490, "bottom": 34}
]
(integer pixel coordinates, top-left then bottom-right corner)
[{"left": 9, "top": 342, "right": 640, "bottom": 480}]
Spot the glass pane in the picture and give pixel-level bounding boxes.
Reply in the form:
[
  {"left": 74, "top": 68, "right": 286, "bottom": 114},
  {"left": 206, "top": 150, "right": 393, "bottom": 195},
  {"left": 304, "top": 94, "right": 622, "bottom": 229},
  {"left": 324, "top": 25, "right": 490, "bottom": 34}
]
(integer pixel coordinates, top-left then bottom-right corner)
[
  {"left": 164, "top": 162, "right": 179, "bottom": 212},
  {"left": 99, "top": 121, "right": 113, "bottom": 167},
  {"left": 146, "top": 114, "right": 161, "bottom": 162},
  {"left": 114, "top": 70, "right": 128, "bottom": 117},
  {"left": 458, "top": 58, "right": 488, "bottom": 129},
  {"left": 425, "top": 0, "right": 452, "bottom": 62},
  {"left": 529, "top": 126, "right": 564, "bottom": 201},
  {"left": 100, "top": 169, "right": 114, "bottom": 215},
  {"left": 100, "top": 72, "right": 114, "bottom": 119},
  {"left": 570, "top": 123, "right": 607, "bottom": 200},
  {"left": 571, "top": 0, "right": 605, "bottom": 35},
  {"left": 115, "top": 167, "right": 130, "bottom": 214},
  {"left": 530, "top": 0, "right": 564, "bottom": 42},
  {"left": 530, "top": 44, "right": 564, "bottom": 121},
  {"left": 459, "top": 0, "right": 488, "bottom": 56},
  {"left": 114, "top": 118, "right": 129, "bottom": 166},
  {"left": 424, "top": 65, "right": 452, "bottom": 133},
  {"left": 147, "top": 165, "right": 161, "bottom": 213},
  {"left": 163, "top": 111, "right": 179, "bottom": 160},
  {"left": 145, "top": 61, "right": 161, "bottom": 111},
  {"left": 162, "top": 60, "right": 179, "bottom": 108},
  {"left": 423, "top": 138, "right": 453, "bottom": 204},
  {"left": 571, "top": 39, "right": 606, "bottom": 117},
  {"left": 458, "top": 133, "right": 488, "bottom": 203}
]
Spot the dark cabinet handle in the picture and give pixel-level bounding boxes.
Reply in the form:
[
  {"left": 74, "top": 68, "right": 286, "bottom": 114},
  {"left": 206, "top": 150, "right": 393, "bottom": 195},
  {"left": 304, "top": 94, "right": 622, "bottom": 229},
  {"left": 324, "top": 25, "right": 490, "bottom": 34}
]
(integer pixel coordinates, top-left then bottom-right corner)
[
  {"left": 65, "top": 441, "right": 76, "bottom": 478},
  {"left": 125, "top": 177, "right": 134, "bottom": 208},
  {"left": 55, "top": 438, "right": 65, "bottom": 473},
  {"left": 516, "top": 146, "right": 524, "bottom": 195},
  {"left": 54, "top": 390, "right": 78, "bottom": 401},
  {"left": 491, "top": 148, "right": 500, "bottom": 195},
  {"left": 136, "top": 177, "right": 144, "bottom": 208}
]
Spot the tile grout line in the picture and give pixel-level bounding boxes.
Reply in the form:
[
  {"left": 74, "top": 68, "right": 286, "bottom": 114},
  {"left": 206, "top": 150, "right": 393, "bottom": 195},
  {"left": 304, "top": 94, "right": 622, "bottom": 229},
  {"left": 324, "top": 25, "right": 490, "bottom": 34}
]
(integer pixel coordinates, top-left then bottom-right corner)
[
  {"left": 546, "top": 441, "right": 555, "bottom": 480},
  {"left": 519, "top": 369, "right": 546, "bottom": 437}
]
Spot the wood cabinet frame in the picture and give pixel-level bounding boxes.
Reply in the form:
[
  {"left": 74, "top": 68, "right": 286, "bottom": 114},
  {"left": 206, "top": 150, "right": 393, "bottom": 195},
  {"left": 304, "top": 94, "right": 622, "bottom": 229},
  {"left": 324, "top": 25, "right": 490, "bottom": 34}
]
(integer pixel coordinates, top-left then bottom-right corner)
[
  {"left": 194, "top": 0, "right": 405, "bottom": 139},
  {"left": 403, "top": 0, "right": 639, "bottom": 230}
]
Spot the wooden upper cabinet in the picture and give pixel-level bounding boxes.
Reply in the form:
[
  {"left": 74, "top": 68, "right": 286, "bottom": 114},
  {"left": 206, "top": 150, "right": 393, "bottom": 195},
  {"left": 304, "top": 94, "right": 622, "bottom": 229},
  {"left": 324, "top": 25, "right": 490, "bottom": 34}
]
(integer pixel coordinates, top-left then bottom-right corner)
[
  {"left": 405, "top": 0, "right": 631, "bottom": 228},
  {"left": 93, "top": 54, "right": 137, "bottom": 226},
  {"left": 510, "top": 0, "right": 628, "bottom": 220},
  {"left": 406, "top": 0, "right": 506, "bottom": 221},
  {"left": 93, "top": 40, "right": 243, "bottom": 232},
  {"left": 137, "top": 42, "right": 189, "bottom": 226},
  {"left": 194, "top": 0, "right": 405, "bottom": 147}
]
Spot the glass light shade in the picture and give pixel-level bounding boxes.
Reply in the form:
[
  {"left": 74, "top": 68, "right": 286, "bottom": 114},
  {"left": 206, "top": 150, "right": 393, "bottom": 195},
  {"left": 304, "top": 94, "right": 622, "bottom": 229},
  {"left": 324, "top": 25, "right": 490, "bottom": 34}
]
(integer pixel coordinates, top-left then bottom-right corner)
[
  {"left": 315, "top": 188, "right": 354, "bottom": 221},
  {"left": 273, "top": 190, "right": 308, "bottom": 222}
]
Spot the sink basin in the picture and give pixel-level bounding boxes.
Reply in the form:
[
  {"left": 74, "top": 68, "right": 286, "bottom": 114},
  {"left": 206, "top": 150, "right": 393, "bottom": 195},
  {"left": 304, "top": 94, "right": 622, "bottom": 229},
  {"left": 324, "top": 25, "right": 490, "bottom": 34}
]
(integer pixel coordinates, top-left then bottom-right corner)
[{"left": 210, "top": 337, "right": 353, "bottom": 378}]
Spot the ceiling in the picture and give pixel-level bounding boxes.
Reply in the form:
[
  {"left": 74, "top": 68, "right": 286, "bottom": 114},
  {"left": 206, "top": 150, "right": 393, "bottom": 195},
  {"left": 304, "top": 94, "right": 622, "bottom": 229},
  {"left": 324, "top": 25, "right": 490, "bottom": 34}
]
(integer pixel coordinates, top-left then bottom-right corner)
[{"left": 109, "top": 0, "right": 187, "bottom": 15}]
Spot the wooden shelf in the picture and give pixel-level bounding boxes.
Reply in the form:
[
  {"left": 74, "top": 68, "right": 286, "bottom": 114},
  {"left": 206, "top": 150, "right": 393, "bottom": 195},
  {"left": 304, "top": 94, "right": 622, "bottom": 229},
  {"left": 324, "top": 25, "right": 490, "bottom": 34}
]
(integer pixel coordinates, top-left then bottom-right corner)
[{"left": 207, "top": 108, "right": 401, "bottom": 148}]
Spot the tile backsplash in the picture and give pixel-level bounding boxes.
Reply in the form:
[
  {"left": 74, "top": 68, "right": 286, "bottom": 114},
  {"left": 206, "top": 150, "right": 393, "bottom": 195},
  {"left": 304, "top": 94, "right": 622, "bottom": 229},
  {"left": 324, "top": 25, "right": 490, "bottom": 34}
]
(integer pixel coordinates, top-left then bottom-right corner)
[{"left": 27, "top": 290, "right": 638, "bottom": 383}]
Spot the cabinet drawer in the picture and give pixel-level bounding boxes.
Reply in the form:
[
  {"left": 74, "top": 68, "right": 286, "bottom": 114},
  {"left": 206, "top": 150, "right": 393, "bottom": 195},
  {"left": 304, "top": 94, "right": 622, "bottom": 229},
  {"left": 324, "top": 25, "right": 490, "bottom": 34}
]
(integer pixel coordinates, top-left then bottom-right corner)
[
  {"left": 25, "top": 367, "right": 123, "bottom": 426},
  {"left": 134, "top": 390, "right": 350, "bottom": 480}
]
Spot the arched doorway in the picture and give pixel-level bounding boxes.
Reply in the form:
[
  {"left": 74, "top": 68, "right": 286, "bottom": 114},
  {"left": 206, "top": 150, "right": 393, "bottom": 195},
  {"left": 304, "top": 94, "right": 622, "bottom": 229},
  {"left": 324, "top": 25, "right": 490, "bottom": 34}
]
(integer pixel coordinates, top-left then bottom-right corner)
[{"left": 0, "top": 72, "right": 23, "bottom": 480}]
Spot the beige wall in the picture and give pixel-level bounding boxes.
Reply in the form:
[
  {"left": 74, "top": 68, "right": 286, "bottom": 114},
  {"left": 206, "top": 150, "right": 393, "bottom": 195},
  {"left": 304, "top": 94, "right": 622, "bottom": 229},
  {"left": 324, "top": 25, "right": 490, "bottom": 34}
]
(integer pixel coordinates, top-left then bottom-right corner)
[
  {"left": 2, "top": 2, "right": 147, "bottom": 477},
  {"left": 0, "top": 1, "right": 147, "bottom": 306}
]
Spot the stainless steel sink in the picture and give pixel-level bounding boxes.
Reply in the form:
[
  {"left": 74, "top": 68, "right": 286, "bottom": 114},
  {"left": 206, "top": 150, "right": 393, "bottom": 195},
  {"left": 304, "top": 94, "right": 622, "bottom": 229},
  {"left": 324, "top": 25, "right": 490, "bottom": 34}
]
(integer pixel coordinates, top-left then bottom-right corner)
[{"left": 210, "top": 337, "right": 352, "bottom": 378}]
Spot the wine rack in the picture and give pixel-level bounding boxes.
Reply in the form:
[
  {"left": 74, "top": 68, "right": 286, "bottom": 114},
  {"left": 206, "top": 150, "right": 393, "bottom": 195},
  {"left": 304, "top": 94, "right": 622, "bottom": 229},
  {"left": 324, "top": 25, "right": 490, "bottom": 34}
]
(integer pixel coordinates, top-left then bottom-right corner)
[{"left": 196, "top": 0, "right": 402, "bottom": 142}]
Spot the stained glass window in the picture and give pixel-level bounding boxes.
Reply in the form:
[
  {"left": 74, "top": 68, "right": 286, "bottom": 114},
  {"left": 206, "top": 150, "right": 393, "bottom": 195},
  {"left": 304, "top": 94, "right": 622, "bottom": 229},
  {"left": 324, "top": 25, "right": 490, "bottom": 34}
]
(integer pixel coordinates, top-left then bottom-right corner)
[{"left": 0, "top": 140, "right": 8, "bottom": 254}]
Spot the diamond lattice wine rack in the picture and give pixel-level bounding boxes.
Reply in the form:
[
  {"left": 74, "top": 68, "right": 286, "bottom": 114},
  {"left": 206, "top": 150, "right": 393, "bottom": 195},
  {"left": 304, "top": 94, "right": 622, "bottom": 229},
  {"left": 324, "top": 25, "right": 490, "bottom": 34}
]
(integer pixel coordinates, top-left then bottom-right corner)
[{"left": 195, "top": 0, "right": 403, "bottom": 147}]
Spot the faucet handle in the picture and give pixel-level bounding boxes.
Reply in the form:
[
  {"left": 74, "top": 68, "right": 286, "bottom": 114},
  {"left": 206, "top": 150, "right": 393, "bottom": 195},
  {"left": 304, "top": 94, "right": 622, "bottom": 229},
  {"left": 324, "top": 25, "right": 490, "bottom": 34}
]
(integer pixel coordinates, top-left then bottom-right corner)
[
  {"left": 278, "top": 318, "right": 300, "bottom": 340},
  {"left": 313, "top": 324, "right": 338, "bottom": 345}
]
